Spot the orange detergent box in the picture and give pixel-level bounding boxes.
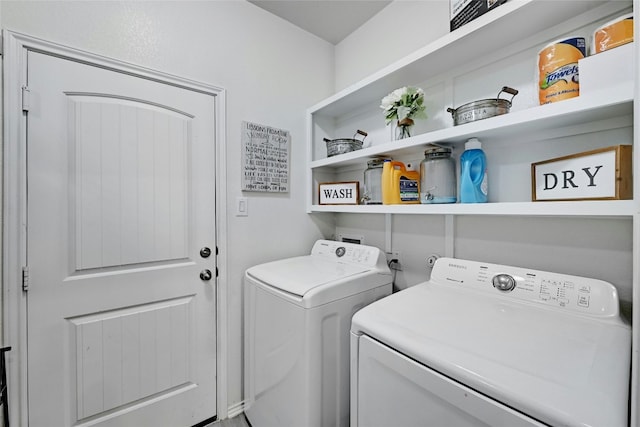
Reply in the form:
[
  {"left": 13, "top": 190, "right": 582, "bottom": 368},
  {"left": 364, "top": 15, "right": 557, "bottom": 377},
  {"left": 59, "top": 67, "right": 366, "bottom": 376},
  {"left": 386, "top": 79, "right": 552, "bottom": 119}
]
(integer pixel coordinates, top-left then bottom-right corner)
[
  {"left": 593, "top": 13, "right": 633, "bottom": 54},
  {"left": 538, "top": 37, "right": 586, "bottom": 105}
]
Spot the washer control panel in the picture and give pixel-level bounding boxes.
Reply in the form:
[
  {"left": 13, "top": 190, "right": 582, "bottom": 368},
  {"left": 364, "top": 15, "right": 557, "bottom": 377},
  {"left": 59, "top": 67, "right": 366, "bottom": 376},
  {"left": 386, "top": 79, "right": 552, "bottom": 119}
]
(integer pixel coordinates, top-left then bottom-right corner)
[
  {"left": 311, "top": 240, "right": 389, "bottom": 271},
  {"left": 430, "top": 257, "right": 620, "bottom": 317}
]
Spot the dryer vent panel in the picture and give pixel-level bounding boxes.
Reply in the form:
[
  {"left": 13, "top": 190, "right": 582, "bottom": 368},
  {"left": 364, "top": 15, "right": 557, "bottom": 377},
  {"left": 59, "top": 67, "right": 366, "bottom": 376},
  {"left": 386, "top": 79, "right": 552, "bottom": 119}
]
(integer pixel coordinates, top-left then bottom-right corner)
[{"left": 337, "top": 234, "right": 363, "bottom": 245}]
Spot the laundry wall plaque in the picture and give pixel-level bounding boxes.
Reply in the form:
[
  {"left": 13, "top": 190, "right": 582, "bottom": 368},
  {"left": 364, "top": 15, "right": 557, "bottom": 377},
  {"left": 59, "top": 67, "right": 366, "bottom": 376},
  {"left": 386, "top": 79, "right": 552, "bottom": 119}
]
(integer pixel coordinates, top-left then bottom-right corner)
[
  {"left": 531, "top": 145, "right": 632, "bottom": 201},
  {"left": 319, "top": 182, "right": 360, "bottom": 205},
  {"left": 242, "top": 121, "right": 290, "bottom": 192}
]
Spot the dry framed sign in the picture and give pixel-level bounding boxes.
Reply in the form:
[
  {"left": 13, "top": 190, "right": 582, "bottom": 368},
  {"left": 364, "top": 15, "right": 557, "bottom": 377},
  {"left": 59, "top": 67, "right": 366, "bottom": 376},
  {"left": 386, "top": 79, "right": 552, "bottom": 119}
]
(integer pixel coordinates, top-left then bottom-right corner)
[
  {"left": 241, "top": 121, "right": 290, "bottom": 192},
  {"left": 531, "top": 145, "right": 632, "bottom": 201},
  {"left": 319, "top": 181, "right": 360, "bottom": 205}
]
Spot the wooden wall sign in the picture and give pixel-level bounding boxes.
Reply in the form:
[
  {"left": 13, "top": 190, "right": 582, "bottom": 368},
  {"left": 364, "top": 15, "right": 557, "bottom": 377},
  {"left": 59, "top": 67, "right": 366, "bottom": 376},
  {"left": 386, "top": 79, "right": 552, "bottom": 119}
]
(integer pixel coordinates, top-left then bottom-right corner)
[
  {"left": 531, "top": 145, "right": 632, "bottom": 201},
  {"left": 319, "top": 182, "right": 360, "bottom": 205},
  {"left": 241, "top": 121, "right": 290, "bottom": 192}
]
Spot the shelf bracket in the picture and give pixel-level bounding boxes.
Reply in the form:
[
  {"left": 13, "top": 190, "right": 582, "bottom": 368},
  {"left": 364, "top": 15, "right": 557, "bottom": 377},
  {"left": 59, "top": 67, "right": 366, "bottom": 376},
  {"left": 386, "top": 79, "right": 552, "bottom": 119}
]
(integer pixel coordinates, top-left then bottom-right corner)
[
  {"left": 445, "top": 214, "right": 455, "bottom": 258},
  {"left": 385, "top": 213, "right": 392, "bottom": 254}
]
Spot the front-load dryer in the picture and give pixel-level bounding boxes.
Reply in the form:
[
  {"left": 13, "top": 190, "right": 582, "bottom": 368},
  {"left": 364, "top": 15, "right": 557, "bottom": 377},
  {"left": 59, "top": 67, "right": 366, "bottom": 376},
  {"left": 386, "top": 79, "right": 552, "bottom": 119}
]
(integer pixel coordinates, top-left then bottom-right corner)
[
  {"left": 351, "top": 257, "right": 631, "bottom": 427},
  {"left": 244, "top": 240, "right": 392, "bottom": 427}
]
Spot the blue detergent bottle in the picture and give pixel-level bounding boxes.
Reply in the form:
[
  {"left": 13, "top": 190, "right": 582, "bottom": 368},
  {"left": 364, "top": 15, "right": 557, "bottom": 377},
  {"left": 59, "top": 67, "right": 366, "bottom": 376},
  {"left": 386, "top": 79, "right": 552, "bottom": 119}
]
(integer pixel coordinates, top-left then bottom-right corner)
[{"left": 459, "top": 138, "right": 488, "bottom": 203}]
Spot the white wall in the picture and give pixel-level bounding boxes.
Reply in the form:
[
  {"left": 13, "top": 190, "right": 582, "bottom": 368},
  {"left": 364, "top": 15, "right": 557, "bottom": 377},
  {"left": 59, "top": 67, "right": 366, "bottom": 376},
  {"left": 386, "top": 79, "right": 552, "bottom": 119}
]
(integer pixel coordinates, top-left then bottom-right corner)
[
  {"left": 0, "top": 0, "right": 336, "bottom": 415},
  {"left": 334, "top": 0, "right": 450, "bottom": 91}
]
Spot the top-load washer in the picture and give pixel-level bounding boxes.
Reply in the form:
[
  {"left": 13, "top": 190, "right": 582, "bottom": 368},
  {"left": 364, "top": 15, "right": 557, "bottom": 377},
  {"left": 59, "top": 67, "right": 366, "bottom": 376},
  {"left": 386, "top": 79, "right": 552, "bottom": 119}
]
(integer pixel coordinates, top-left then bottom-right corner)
[
  {"left": 351, "top": 257, "right": 631, "bottom": 427},
  {"left": 244, "top": 240, "right": 392, "bottom": 427}
]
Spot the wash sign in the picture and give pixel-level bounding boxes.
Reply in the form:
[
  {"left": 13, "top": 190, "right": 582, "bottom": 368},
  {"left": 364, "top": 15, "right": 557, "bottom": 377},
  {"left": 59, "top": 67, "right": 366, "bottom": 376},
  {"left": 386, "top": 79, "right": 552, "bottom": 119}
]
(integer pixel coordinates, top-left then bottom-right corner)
[
  {"left": 319, "top": 182, "right": 359, "bottom": 205},
  {"left": 532, "top": 145, "right": 632, "bottom": 201}
]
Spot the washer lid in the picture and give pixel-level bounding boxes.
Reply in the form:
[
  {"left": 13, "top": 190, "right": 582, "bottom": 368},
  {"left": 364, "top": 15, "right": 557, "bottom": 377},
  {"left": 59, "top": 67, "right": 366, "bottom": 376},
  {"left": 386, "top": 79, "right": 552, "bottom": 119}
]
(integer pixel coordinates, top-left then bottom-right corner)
[
  {"left": 246, "top": 255, "right": 369, "bottom": 297},
  {"left": 352, "top": 282, "right": 631, "bottom": 427}
]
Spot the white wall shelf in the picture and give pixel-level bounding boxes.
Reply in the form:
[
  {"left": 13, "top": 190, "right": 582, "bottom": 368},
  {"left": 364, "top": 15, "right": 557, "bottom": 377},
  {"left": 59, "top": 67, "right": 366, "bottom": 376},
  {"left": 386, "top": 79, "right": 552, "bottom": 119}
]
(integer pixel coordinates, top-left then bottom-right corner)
[
  {"left": 309, "top": 0, "right": 613, "bottom": 119},
  {"left": 311, "top": 200, "right": 636, "bottom": 217},
  {"left": 306, "top": 0, "right": 634, "bottom": 216},
  {"left": 311, "top": 87, "right": 632, "bottom": 170}
]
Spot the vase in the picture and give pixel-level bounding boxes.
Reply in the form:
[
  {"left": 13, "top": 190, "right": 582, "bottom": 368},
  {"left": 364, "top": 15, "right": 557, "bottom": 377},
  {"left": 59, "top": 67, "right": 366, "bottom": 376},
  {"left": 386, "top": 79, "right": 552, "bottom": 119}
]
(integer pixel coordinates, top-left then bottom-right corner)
[{"left": 395, "top": 118, "right": 414, "bottom": 140}]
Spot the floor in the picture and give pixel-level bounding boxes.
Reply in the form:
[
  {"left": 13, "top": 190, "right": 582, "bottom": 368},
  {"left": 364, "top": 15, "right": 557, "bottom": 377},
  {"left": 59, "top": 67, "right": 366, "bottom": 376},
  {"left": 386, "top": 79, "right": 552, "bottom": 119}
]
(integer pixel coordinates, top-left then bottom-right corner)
[{"left": 209, "top": 413, "right": 251, "bottom": 427}]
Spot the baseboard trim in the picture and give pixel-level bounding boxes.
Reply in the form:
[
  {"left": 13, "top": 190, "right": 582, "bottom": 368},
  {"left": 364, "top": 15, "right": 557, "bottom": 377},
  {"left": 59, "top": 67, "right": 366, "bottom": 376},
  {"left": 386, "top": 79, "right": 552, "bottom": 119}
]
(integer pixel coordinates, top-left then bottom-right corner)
[{"left": 227, "top": 401, "right": 246, "bottom": 419}]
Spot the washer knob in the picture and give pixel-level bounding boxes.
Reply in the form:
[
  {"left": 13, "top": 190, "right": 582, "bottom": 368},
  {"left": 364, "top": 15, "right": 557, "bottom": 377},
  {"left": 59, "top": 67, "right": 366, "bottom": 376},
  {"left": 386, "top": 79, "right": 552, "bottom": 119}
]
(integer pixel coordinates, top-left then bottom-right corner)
[
  {"left": 335, "top": 247, "right": 346, "bottom": 257},
  {"left": 492, "top": 274, "right": 516, "bottom": 292}
]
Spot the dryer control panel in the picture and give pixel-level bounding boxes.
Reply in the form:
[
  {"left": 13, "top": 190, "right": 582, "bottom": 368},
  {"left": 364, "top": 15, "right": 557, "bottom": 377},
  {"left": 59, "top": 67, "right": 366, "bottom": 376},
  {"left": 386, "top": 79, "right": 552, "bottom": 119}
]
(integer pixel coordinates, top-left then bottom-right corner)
[
  {"left": 430, "top": 257, "right": 620, "bottom": 317},
  {"left": 311, "top": 240, "right": 389, "bottom": 272}
]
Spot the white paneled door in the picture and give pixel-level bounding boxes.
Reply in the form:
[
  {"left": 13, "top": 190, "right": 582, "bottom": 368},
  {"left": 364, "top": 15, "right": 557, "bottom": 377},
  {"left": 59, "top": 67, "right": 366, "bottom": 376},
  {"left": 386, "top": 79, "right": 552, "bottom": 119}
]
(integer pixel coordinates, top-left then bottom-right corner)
[{"left": 25, "top": 51, "right": 217, "bottom": 426}]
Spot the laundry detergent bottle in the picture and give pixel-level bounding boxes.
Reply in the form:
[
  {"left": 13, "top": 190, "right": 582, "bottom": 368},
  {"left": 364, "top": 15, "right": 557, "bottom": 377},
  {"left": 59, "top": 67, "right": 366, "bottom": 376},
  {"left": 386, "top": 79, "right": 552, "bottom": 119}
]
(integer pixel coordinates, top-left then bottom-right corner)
[
  {"left": 382, "top": 160, "right": 420, "bottom": 204},
  {"left": 459, "top": 138, "right": 488, "bottom": 203}
]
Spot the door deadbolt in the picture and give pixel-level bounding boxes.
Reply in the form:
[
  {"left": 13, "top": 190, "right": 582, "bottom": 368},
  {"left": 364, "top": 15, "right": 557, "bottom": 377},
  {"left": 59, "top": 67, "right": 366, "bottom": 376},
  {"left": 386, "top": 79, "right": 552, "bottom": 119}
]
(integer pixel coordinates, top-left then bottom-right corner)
[
  {"left": 200, "top": 269, "right": 213, "bottom": 281},
  {"left": 200, "top": 247, "right": 212, "bottom": 258}
]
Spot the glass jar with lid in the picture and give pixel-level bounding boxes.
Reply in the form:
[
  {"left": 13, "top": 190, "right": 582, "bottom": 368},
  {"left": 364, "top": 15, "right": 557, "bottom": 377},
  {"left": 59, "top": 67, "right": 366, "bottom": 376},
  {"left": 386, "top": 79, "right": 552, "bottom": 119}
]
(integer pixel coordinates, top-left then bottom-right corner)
[
  {"left": 420, "top": 145, "right": 457, "bottom": 204},
  {"left": 362, "top": 158, "right": 387, "bottom": 204}
]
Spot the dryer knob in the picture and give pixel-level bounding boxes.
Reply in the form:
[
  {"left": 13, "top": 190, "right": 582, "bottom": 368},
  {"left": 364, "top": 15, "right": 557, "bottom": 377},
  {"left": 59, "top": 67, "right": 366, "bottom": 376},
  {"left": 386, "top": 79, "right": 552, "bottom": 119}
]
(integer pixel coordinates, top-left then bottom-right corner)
[{"left": 492, "top": 274, "right": 516, "bottom": 292}]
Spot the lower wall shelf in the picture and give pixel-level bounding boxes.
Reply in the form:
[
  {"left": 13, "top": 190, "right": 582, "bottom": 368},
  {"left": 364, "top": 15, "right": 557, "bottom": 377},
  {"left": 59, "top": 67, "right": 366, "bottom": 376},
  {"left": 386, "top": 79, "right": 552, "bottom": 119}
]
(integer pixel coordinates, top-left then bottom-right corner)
[{"left": 309, "top": 200, "right": 637, "bottom": 217}]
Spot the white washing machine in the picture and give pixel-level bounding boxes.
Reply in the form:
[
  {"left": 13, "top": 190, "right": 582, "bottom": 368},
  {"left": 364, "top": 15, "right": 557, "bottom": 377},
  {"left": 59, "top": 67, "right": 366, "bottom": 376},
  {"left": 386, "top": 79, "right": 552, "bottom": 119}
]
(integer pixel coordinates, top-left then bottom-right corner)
[
  {"left": 244, "top": 240, "right": 392, "bottom": 427},
  {"left": 351, "top": 257, "right": 631, "bottom": 427}
]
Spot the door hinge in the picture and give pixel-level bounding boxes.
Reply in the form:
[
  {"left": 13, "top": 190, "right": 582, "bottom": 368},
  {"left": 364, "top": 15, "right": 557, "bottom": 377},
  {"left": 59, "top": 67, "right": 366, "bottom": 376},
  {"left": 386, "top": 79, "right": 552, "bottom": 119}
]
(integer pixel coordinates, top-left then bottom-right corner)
[
  {"left": 216, "top": 267, "right": 219, "bottom": 278},
  {"left": 22, "top": 266, "right": 29, "bottom": 291},
  {"left": 22, "top": 86, "right": 30, "bottom": 112}
]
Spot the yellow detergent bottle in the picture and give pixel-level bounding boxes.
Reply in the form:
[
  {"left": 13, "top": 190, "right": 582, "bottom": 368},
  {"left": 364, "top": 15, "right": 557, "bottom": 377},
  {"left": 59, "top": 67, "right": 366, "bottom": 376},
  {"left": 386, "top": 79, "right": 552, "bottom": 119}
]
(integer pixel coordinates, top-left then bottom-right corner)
[{"left": 382, "top": 160, "right": 420, "bottom": 204}]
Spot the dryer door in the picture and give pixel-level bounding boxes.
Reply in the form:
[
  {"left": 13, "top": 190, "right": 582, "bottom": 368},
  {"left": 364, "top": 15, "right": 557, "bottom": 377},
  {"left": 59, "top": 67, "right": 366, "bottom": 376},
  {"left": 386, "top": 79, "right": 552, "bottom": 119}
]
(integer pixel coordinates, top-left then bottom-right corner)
[{"left": 352, "top": 335, "right": 545, "bottom": 427}]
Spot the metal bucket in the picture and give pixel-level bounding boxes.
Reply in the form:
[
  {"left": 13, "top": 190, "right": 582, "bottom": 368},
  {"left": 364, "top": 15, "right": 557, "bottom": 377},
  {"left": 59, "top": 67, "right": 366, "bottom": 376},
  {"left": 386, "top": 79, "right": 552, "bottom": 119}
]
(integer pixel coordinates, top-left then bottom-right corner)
[
  {"left": 447, "top": 86, "right": 518, "bottom": 126},
  {"left": 324, "top": 130, "right": 367, "bottom": 157}
]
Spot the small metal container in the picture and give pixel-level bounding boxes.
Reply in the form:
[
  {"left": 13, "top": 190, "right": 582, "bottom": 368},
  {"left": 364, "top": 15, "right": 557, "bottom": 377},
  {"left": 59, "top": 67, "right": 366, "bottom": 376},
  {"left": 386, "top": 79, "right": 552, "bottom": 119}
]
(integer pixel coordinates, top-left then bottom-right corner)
[
  {"left": 447, "top": 86, "right": 518, "bottom": 126},
  {"left": 324, "top": 130, "right": 367, "bottom": 157}
]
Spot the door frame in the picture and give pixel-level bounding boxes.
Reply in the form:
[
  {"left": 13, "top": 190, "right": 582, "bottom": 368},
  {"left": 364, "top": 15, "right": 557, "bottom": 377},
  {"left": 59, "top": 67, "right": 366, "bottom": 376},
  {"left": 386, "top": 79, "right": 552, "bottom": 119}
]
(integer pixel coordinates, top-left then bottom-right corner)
[{"left": 2, "top": 30, "right": 229, "bottom": 426}]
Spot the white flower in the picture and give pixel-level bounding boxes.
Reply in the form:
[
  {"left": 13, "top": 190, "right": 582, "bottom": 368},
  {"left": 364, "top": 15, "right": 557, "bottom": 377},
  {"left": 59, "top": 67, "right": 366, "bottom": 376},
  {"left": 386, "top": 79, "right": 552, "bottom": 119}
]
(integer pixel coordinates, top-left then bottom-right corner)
[
  {"left": 380, "top": 90, "right": 403, "bottom": 110},
  {"left": 381, "top": 86, "right": 427, "bottom": 125},
  {"left": 392, "top": 87, "right": 407, "bottom": 98}
]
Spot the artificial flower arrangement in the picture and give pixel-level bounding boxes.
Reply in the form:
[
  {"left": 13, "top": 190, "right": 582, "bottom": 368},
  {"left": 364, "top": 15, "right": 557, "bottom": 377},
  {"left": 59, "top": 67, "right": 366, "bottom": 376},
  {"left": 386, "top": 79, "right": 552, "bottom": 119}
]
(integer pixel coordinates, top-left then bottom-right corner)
[{"left": 380, "top": 86, "right": 427, "bottom": 139}]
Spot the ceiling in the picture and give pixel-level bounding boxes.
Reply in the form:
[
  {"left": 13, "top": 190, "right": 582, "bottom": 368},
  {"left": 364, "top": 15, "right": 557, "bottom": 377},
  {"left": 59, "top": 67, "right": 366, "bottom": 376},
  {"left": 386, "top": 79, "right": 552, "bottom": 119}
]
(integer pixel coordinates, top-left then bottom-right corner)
[{"left": 248, "top": 0, "right": 392, "bottom": 44}]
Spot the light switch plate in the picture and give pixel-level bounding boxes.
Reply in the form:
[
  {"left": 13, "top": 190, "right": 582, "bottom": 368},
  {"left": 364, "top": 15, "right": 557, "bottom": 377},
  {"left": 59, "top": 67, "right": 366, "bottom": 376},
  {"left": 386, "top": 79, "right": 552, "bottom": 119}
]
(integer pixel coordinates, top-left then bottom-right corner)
[{"left": 236, "top": 196, "right": 248, "bottom": 216}]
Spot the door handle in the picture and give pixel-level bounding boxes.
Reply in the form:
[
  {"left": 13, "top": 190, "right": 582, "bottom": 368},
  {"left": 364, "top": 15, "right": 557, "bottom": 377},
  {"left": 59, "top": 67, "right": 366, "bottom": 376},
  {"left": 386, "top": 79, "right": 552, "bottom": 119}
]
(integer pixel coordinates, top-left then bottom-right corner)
[{"left": 200, "top": 269, "right": 212, "bottom": 281}]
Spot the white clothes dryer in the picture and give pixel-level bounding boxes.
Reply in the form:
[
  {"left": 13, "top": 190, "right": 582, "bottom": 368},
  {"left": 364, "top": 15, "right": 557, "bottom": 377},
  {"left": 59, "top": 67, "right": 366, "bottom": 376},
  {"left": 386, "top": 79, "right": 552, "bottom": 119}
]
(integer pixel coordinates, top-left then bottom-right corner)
[
  {"left": 245, "top": 240, "right": 392, "bottom": 427},
  {"left": 351, "top": 257, "right": 631, "bottom": 427}
]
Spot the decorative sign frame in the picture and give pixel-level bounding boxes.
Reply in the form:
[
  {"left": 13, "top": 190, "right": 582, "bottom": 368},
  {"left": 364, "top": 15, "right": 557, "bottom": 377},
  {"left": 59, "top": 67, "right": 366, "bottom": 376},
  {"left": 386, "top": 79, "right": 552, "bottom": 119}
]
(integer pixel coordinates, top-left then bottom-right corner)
[
  {"left": 531, "top": 145, "right": 632, "bottom": 201},
  {"left": 241, "top": 121, "right": 290, "bottom": 192},
  {"left": 319, "top": 181, "right": 360, "bottom": 205}
]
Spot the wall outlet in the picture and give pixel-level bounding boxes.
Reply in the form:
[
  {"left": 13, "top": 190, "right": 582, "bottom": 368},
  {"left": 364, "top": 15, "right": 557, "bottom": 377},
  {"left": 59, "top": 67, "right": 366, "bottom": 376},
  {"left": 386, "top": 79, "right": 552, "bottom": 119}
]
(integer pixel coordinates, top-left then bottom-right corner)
[
  {"left": 386, "top": 251, "right": 400, "bottom": 261},
  {"left": 386, "top": 251, "right": 402, "bottom": 271}
]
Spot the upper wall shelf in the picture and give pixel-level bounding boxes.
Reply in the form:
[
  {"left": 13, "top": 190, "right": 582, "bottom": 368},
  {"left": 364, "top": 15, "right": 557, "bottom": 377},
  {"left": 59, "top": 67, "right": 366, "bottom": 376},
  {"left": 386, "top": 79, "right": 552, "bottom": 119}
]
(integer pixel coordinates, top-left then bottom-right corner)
[
  {"left": 308, "top": 0, "right": 613, "bottom": 119},
  {"left": 311, "top": 86, "right": 632, "bottom": 169}
]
